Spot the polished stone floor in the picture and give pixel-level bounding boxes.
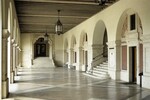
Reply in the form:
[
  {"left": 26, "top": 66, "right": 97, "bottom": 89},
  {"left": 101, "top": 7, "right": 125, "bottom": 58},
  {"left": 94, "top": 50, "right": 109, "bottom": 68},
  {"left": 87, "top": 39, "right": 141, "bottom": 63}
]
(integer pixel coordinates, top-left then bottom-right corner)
[{"left": 5, "top": 58, "right": 150, "bottom": 100}]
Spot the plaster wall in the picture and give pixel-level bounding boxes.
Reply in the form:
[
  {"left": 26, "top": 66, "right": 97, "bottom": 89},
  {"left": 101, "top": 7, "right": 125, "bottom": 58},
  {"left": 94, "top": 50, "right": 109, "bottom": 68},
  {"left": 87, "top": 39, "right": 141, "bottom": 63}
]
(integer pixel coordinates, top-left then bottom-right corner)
[
  {"left": 21, "top": 34, "right": 32, "bottom": 68},
  {"left": 54, "top": 35, "right": 64, "bottom": 67}
]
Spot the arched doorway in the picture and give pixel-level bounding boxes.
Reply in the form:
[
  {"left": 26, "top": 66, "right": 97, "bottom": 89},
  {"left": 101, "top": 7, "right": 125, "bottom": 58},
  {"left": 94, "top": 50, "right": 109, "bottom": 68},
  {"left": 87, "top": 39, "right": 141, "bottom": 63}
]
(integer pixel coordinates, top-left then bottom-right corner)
[
  {"left": 117, "top": 9, "right": 143, "bottom": 83},
  {"left": 34, "top": 38, "right": 49, "bottom": 58}
]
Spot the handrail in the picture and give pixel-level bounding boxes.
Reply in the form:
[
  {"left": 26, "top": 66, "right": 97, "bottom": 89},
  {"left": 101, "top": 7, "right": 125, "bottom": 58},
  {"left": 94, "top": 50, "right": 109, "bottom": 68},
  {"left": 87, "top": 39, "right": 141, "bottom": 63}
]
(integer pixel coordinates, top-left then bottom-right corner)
[{"left": 93, "top": 50, "right": 108, "bottom": 60}]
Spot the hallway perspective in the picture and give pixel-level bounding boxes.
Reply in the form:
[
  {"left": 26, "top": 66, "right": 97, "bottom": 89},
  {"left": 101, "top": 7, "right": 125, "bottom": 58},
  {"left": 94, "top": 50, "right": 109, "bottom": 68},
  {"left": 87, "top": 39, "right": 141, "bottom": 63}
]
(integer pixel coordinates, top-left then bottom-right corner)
[{"left": 7, "top": 60, "right": 150, "bottom": 100}]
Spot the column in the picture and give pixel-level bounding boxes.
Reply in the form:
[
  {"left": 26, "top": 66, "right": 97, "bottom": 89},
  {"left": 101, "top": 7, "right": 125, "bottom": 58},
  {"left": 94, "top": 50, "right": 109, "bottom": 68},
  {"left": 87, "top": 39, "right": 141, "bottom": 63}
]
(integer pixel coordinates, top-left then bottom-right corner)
[
  {"left": 68, "top": 48, "right": 73, "bottom": 69},
  {"left": 10, "top": 39, "right": 14, "bottom": 83},
  {"left": 15, "top": 46, "right": 19, "bottom": 73},
  {"left": 14, "top": 44, "right": 18, "bottom": 76},
  {"left": 107, "top": 40, "right": 121, "bottom": 80},
  {"left": 18, "top": 47, "right": 22, "bottom": 67},
  {"left": 12, "top": 41, "right": 17, "bottom": 76},
  {"left": 76, "top": 47, "right": 83, "bottom": 71},
  {"left": 2, "top": 29, "right": 9, "bottom": 98}
]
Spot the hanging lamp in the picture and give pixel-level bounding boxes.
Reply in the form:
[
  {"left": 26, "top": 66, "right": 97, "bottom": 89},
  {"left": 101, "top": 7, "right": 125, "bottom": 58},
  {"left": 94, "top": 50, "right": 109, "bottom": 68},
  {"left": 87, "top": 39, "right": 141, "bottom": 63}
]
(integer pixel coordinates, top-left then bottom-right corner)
[
  {"left": 55, "top": 10, "right": 63, "bottom": 35},
  {"left": 96, "top": 0, "right": 106, "bottom": 5},
  {"left": 44, "top": 28, "right": 49, "bottom": 42},
  {"left": 101, "top": 0, "right": 106, "bottom": 5}
]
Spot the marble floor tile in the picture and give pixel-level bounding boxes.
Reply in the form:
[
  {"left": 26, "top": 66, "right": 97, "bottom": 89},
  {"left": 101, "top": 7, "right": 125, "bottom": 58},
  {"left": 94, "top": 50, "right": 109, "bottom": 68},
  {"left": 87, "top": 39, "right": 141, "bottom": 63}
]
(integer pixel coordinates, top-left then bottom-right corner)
[{"left": 5, "top": 58, "right": 150, "bottom": 100}]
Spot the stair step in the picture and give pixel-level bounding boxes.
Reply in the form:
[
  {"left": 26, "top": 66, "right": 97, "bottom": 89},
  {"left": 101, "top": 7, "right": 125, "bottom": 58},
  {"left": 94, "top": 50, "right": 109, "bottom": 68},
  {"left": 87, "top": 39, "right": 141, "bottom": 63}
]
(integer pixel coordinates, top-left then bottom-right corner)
[
  {"left": 95, "top": 66, "right": 108, "bottom": 70},
  {"left": 93, "top": 70, "right": 108, "bottom": 75},
  {"left": 93, "top": 73, "right": 109, "bottom": 78},
  {"left": 102, "top": 62, "right": 108, "bottom": 65},
  {"left": 99, "top": 64, "right": 108, "bottom": 67},
  {"left": 83, "top": 60, "right": 110, "bottom": 79},
  {"left": 93, "top": 68, "right": 108, "bottom": 72}
]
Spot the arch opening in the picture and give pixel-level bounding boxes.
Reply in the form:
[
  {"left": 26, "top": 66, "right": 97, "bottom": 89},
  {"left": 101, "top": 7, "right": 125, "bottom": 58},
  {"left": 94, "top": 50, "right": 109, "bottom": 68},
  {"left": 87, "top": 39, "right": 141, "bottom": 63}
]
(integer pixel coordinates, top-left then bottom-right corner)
[
  {"left": 117, "top": 9, "right": 143, "bottom": 83},
  {"left": 80, "top": 32, "right": 88, "bottom": 71},
  {"left": 92, "top": 20, "right": 108, "bottom": 66}
]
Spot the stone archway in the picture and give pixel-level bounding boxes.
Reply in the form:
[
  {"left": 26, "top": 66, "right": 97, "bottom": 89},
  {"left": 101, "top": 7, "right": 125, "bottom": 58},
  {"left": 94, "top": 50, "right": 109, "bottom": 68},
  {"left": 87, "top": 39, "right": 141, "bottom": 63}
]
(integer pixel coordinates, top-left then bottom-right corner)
[
  {"left": 68, "top": 35, "right": 77, "bottom": 69},
  {"left": 116, "top": 9, "right": 143, "bottom": 83},
  {"left": 79, "top": 32, "right": 88, "bottom": 71},
  {"left": 92, "top": 20, "right": 108, "bottom": 67}
]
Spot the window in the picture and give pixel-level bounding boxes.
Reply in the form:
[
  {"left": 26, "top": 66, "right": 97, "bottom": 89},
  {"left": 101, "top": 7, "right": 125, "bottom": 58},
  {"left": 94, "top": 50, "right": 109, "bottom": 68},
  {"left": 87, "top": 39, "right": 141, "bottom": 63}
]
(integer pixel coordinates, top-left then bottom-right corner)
[{"left": 130, "top": 14, "right": 136, "bottom": 30}]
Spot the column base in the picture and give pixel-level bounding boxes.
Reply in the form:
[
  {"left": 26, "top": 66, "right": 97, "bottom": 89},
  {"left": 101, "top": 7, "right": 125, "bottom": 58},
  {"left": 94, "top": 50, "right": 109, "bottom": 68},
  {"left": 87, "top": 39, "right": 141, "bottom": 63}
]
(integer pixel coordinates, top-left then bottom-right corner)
[
  {"left": 108, "top": 69, "right": 120, "bottom": 80},
  {"left": 10, "top": 71, "right": 15, "bottom": 84},
  {"left": 143, "top": 75, "right": 150, "bottom": 89},
  {"left": 2, "top": 78, "right": 9, "bottom": 98}
]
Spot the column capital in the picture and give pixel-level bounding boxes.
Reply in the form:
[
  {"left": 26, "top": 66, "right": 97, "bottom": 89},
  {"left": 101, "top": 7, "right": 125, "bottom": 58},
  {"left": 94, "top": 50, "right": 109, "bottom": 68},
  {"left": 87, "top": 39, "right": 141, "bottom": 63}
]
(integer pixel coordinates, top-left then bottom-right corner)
[
  {"left": 69, "top": 48, "right": 74, "bottom": 51},
  {"left": 13, "top": 43, "right": 18, "bottom": 47},
  {"left": 11, "top": 39, "right": 16, "bottom": 44},
  {"left": 107, "top": 40, "right": 121, "bottom": 48},
  {"left": 78, "top": 47, "right": 83, "bottom": 50},
  {"left": 17, "top": 46, "right": 22, "bottom": 51},
  {"left": 2, "top": 29, "right": 10, "bottom": 39}
]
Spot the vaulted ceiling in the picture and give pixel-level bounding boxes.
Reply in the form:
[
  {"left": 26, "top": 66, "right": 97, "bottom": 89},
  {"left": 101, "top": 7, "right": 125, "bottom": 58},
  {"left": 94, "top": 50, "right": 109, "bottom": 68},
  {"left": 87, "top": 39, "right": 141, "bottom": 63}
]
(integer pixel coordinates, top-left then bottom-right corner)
[{"left": 14, "top": 0, "right": 116, "bottom": 34}]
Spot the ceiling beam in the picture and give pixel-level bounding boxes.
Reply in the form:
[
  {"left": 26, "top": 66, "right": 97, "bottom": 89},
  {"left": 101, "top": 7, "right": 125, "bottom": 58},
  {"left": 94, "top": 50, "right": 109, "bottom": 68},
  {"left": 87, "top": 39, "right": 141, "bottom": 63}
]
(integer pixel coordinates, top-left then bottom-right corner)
[
  {"left": 19, "top": 22, "right": 77, "bottom": 26},
  {"left": 18, "top": 14, "right": 89, "bottom": 19},
  {"left": 15, "top": 0, "right": 99, "bottom": 5}
]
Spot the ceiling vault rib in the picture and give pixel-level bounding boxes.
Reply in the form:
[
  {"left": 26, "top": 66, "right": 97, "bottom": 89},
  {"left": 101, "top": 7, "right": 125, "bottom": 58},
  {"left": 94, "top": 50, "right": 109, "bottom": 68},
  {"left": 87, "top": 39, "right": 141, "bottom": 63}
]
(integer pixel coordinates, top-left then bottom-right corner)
[
  {"left": 15, "top": 0, "right": 99, "bottom": 5},
  {"left": 18, "top": 14, "right": 89, "bottom": 19}
]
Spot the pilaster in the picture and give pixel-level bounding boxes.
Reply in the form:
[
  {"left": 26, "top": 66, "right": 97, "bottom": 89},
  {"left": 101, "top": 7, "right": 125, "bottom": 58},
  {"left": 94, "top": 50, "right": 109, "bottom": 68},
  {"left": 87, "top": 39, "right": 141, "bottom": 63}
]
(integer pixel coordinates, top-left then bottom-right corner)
[
  {"left": 107, "top": 40, "right": 121, "bottom": 80},
  {"left": 141, "top": 34, "right": 150, "bottom": 89}
]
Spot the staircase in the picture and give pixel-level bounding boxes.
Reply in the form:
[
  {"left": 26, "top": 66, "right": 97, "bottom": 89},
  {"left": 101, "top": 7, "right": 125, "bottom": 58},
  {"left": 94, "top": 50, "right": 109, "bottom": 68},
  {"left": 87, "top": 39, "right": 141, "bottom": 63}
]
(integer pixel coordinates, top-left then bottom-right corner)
[{"left": 84, "top": 61, "right": 110, "bottom": 79}]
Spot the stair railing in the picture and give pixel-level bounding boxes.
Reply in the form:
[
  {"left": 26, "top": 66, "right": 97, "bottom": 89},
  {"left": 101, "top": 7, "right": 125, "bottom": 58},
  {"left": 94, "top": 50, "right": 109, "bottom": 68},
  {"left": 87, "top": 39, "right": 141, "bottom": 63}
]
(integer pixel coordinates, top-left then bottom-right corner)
[
  {"left": 87, "top": 49, "right": 108, "bottom": 74},
  {"left": 92, "top": 50, "right": 108, "bottom": 65}
]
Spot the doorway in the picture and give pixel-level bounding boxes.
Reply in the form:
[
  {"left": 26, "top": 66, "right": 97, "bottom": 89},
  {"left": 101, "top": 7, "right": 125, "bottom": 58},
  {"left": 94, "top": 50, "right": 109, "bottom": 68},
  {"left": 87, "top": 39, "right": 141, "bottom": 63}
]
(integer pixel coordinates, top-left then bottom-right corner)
[
  {"left": 34, "top": 38, "right": 47, "bottom": 58},
  {"left": 35, "top": 44, "right": 46, "bottom": 57},
  {"left": 129, "top": 47, "right": 137, "bottom": 83}
]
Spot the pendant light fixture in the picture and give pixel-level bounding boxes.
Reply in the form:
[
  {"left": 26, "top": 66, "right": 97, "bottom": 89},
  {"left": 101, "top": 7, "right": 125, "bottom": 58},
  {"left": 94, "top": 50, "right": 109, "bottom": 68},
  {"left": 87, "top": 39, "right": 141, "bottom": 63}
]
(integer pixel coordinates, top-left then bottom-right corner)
[
  {"left": 55, "top": 10, "right": 63, "bottom": 35},
  {"left": 44, "top": 28, "right": 49, "bottom": 42},
  {"left": 96, "top": 0, "right": 106, "bottom": 5},
  {"left": 101, "top": 0, "right": 106, "bottom": 5}
]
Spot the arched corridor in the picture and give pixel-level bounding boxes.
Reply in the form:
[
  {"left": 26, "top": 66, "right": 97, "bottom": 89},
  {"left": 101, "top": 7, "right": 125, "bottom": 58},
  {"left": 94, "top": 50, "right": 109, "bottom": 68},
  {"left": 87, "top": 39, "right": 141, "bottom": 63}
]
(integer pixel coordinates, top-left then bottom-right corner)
[{"left": 1, "top": 0, "right": 150, "bottom": 99}]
